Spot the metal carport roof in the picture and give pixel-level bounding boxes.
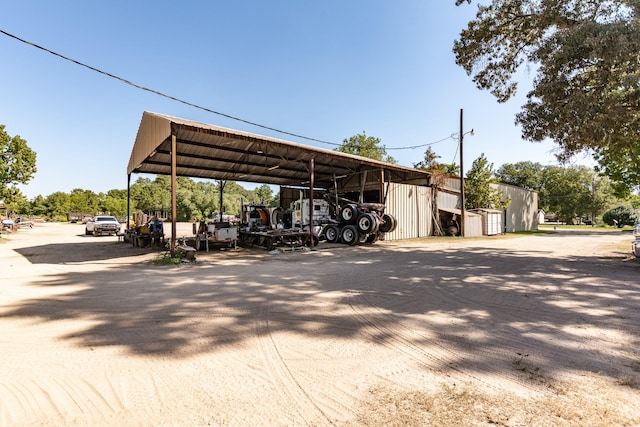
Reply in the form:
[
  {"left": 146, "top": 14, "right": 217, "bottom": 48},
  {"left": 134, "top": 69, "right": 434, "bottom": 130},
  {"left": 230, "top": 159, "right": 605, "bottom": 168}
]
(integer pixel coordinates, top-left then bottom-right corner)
[{"left": 127, "top": 111, "right": 431, "bottom": 189}]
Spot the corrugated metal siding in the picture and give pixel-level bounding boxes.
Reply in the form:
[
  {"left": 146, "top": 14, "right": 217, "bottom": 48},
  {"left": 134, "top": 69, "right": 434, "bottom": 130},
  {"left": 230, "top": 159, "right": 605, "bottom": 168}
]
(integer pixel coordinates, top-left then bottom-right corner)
[
  {"left": 441, "top": 176, "right": 461, "bottom": 192},
  {"left": 384, "top": 183, "right": 432, "bottom": 240},
  {"left": 465, "top": 214, "right": 483, "bottom": 237},
  {"left": 491, "top": 183, "right": 539, "bottom": 232},
  {"left": 438, "top": 191, "right": 460, "bottom": 210}
]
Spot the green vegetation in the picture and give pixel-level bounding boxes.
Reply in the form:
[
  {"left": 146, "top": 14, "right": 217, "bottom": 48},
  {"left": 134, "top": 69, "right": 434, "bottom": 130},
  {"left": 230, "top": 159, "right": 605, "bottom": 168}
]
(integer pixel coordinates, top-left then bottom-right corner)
[
  {"left": 464, "top": 153, "right": 510, "bottom": 210},
  {"left": 602, "top": 205, "right": 639, "bottom": 228},
  {"left": 0, "top": 124, "right": 37, "bottom": 205},
  {"left": 454, "top": 0, "right": 640, "bottom": 196},
  {"left": 335, "top": 132, "right": 396, "bottom": 164},
  {"left": 496, "top": 161, "right": 639, "bottom": 225},
  {"left": 4, "top": 176, "right": 276, "bottom": 222}
]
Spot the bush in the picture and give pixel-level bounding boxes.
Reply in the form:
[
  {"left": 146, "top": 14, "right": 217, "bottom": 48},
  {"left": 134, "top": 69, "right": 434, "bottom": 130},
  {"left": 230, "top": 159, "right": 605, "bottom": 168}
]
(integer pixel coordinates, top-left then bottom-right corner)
[{"left": 602, "top": 206, "right": 639, "bottom": 228}]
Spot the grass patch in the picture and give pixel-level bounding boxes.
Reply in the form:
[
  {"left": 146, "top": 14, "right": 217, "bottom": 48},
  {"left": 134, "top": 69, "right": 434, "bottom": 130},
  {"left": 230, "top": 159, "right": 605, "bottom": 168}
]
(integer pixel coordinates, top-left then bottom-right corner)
[
  {"left": 152, "top": 252, "right": 194, "bottom": 265},
  {"left": 539, "top": 224, "right": 635, "bottom": 232},
  {"left": 350, "top": 381, "right": 639, "bottom": 427}
]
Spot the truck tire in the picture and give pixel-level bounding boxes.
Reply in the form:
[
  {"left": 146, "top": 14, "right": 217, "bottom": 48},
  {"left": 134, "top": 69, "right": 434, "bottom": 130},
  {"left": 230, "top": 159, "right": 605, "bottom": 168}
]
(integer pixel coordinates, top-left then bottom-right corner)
[
  {"left": 356, "top": 213, "right": 378, "bottom": 234},
  {"left": 323, "top": 225, "right": 340, "bottom": 243},
  {"left": 340, "top": 204, "right": 358, "bottom": 224},
  {"left": 379, "top": 213, "right": 396, "bottom": 233},
  {"left": 341, "top": 225, "right": 359, "bottom": 246},
  {"left": 365, "top": 232, "right": 380, "bottom": 244}
]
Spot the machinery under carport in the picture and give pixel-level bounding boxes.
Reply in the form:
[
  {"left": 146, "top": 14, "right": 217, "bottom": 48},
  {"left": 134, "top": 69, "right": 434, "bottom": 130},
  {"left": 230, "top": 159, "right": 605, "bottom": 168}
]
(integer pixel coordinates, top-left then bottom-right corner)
[{"left": 126, "top": 112, "right": 432, "bottom": 256}]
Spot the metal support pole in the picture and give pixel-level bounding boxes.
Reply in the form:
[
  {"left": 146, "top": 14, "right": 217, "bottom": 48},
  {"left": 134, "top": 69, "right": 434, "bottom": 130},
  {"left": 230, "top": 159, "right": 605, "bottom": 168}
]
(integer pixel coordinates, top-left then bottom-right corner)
[
  {"left": 308, "top": 158, "right": 314, "bottom": 246},
  {"left": 459, "top": 108, "right": 465, "bottom": 238},
  {"left": 219, "top": 180, "right": 226, "bottom": 222},
  {"left": 126, "top": 173, "right": 131, "bottom": 231},
  {"left": 170, "top": 134, "right": 177, "bottom": 257}
]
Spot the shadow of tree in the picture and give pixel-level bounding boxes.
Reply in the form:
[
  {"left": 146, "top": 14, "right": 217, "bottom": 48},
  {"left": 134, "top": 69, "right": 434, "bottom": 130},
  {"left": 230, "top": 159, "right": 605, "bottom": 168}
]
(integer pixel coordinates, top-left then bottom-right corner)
[
  {"left": 3, "top": 234, "right": 639, "bottom": 389},
  {"left": 14, "top": 239, "right": 158, "bottom": 263}
]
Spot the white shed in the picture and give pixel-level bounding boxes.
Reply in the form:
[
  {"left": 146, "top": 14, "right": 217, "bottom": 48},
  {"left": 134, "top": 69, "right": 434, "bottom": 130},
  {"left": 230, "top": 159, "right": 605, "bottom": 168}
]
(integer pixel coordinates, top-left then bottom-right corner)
[{"left": 472, "top": 208, "right": 504, "bottom": 235}]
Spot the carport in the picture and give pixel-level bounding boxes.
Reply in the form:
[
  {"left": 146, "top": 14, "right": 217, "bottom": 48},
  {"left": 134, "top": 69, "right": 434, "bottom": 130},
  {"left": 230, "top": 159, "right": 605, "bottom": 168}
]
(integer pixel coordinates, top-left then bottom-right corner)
[{"left": 127, "top": 111, "right": 432, "bottom": 255}]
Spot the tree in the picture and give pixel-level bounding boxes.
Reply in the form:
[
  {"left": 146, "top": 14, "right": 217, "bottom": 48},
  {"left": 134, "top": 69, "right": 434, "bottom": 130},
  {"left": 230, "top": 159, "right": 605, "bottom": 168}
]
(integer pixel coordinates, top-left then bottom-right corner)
[
  {"left": 465, "top": 153, "right": 510, "bottom": 210},
  {"left": 413, "top": 146, "right": 460, "bottom": 175},
  {"left": 454, "top": 1, "right": 640, "bottom": 192},
  {"left": 540, "top": 165, "right": 596, "bottom": 223},
  {"left": 414, "top": 147, "right": 460, "bottom": 235},
  {"left": 69, "top": 188, "right": 100, "bottom": 214},
  {"left": 0, "top": 124, "right": 37, "bottom": 204},
  {"left": 255, "top": 184, "right": 274, "bottom": 206},
  {"left": 44, "top": 192, "right": 71, "bottom": 221},
  {"left": 495, "top": 161, "right": 545, "bottom": 191},
  {"left": 602, "top": 205, "right": 639, "bottom": 227},
  {"left": 336, "top": 132, "right": 396, "bottom": 164}
]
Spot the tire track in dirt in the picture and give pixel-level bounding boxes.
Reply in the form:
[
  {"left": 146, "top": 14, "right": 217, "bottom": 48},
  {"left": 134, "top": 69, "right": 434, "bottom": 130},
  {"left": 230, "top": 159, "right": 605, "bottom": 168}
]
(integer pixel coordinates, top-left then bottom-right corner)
[
  {"left": 345, "top": 291, "right": 562, "bottom": 397},
  {"left": 256, "top": 301, "right": 335, "bottom": 426},
  {"left": 415, "top": 277, "right": 637, "bottom": 379}
]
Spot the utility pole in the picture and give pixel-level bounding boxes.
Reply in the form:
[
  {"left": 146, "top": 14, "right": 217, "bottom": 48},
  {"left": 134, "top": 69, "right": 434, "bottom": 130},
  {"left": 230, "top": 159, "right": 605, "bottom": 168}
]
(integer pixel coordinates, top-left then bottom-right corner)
[{"left": 459, "top": 108, "right": 465, "bottom": 237}]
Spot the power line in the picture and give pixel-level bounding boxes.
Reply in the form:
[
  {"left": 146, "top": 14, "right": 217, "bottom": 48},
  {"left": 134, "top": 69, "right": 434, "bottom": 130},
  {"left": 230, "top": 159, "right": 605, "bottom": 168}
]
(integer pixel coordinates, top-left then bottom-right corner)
[{"left": 0, "top": 28, "right": 457, "bottom": 152}]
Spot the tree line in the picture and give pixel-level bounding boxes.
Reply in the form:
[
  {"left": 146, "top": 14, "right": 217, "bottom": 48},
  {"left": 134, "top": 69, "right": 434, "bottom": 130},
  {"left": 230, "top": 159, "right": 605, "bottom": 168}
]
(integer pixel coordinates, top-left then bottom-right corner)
[{"left": 8, "top": 176, "right": 277, "bottom": 222}]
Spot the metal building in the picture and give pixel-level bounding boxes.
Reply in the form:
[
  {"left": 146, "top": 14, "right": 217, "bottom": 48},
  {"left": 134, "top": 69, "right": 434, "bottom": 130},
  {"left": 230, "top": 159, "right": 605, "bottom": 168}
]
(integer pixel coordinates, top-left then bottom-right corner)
[{"left": 491, "top": 183, "right": 539, "bottom": 232}]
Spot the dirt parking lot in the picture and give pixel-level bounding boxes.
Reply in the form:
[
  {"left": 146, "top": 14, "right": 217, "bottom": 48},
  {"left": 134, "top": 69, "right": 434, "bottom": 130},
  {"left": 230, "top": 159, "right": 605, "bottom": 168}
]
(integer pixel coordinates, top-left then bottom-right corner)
[{"left": 1, "top": 222, "right": 639, "bottom": 426}]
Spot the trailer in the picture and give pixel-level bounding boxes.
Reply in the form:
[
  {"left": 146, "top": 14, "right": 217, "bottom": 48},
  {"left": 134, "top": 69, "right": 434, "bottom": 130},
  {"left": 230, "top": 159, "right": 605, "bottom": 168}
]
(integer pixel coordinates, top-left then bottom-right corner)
[{"left": 237, "top": 203, "right": 312, "bottom": 251}]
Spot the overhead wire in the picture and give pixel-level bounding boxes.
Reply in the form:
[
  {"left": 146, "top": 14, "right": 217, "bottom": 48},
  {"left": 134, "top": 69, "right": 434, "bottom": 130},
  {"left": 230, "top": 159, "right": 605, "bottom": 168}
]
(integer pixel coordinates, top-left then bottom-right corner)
[{"left": 0, "top": 28, "right": 457, "bottom": 152}]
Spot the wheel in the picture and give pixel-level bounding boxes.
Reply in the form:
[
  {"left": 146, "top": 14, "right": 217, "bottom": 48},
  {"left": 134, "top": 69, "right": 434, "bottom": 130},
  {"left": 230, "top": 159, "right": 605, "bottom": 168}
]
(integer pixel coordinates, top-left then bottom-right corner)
[
  {"left": 379, "top": 213, "right": 396, "bottom": 233},
  {"left": 263, "top": 237, "right": 273, "bottom": 250},
  {"left": 356, "top": 213, "right": 371, "bottom": 233},
  {"left": 93, "top": 229, "right": 99, "bottom": 237},
  {"left": 388, "top": 215, "right": 397, "bottom": 233},
  {"left": 358, "top": 232, "right": 368, "bottom": 244},
  {"left": 340, "top": 204, "right": 358, "bottom": 224},
  {"left": 85, "top": 228, "right": 91, "bottom": 235},
  {"left": 365, "top": 232, "right": 380, "bottom": 244},
  {"left": 308, "top": 234, "right": 319, "bottom": 247},
  {"left": 341, "top": 225, "right": 359, "bottom": 245},
  {"left": 356, "top": 213, "right": 379, "bottom": 234},
  {"left": 323, "top": 225, "right": 340, "bottom": 243}
]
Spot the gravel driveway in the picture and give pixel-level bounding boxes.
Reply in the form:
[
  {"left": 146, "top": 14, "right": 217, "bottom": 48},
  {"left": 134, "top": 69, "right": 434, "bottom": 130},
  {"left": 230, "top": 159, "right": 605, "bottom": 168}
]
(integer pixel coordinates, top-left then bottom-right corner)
[{"left": 1, "top": 223, "right": 639, "bottom": 426}]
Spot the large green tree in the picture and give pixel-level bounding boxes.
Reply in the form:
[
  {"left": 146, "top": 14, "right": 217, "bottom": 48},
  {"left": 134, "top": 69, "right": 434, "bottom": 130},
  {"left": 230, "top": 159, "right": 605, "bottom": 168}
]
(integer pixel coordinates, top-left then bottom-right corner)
[
  {"left": 540, "top": 165, "right": 596, "bottom": 223},
  {"left": 454, "top": 0, "right": 640, "bottom": 192},
  {"left": 0, "top": 124, "right": 37, "bottom": 204},
  {"left": 336, "top": 132, "right": 397, "bottom": 164},
  {"left": 495, "top": 161, "right": 545, "bottom": 191},
  {"left": 465, "top": 153, "right": 510, "bottom": 210}
]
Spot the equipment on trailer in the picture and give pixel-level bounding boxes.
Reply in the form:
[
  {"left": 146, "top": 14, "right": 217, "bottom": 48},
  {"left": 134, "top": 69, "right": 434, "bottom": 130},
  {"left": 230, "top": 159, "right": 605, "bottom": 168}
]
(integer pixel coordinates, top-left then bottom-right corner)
[
  {"left": 238, "top": 202, "right": 312, "bottom": 250},
  {"left": 194, "top": 221, "right": 238, "bottom": 251}
]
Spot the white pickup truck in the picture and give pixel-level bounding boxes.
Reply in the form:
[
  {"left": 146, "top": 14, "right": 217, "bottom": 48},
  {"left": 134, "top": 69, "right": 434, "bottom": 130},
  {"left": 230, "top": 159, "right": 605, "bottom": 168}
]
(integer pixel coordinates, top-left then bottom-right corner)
[{"left": 85, "top": 215, "right": 121, "bottom": 236}]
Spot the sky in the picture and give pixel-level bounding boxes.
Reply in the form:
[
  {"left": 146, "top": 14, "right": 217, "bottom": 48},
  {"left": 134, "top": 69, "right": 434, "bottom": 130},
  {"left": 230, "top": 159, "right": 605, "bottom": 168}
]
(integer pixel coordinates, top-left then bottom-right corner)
[{"left": 0, "top": 1, "right": 590, "bottom": 199}]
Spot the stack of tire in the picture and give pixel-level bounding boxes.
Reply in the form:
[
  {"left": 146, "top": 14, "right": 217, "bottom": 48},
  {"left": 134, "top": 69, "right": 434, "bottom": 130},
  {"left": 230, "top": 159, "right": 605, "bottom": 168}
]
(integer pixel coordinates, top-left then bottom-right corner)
[{"left": 322, "top": 203, "right": 397, "bottom": 245}]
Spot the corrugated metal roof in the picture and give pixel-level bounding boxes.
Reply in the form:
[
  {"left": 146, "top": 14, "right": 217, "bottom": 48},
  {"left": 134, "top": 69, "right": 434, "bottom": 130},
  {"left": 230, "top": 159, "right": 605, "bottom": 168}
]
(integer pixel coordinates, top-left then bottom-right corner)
[{"left": 127, "top": 111, "right": 431, "bottom": 189}]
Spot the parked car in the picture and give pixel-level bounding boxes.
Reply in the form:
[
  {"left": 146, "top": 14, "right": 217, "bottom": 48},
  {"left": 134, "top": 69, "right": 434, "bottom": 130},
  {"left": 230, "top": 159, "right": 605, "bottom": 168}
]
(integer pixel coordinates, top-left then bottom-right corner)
[{"left": 85, "top": 215, "right": 121, "bottom": 236}]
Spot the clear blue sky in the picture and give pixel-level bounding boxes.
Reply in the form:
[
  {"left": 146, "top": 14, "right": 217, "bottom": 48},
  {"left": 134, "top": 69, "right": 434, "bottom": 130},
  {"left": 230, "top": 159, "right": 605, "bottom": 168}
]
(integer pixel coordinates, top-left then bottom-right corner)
[{"left": 1, "top": 1, "right": 585, "bottom": 199}]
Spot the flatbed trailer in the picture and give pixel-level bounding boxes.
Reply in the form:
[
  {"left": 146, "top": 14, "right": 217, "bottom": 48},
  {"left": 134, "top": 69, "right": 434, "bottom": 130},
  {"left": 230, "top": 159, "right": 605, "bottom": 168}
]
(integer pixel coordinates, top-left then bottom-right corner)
[{"left": 238, "top": 228, "right": 310, "bottom": 251}]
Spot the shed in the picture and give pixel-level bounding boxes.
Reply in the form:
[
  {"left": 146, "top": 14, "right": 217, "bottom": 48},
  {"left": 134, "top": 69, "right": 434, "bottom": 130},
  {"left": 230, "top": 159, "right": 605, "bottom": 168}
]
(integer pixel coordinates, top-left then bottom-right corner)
[{"left": 472, "top": 208, "right": 504, "bottom": 235}]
